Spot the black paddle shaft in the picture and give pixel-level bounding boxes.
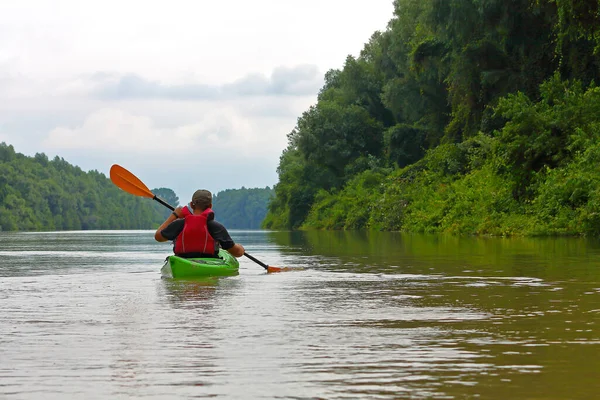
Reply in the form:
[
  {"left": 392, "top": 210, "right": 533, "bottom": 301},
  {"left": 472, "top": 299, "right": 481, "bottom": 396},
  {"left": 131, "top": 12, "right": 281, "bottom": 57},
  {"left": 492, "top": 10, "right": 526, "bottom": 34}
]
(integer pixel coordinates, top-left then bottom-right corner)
[
  {"left": 243, "top": 252, "right": 269, "bottom": 270},
  {"left": 153, "top": 196, "right": 174, "bottom": 211}
]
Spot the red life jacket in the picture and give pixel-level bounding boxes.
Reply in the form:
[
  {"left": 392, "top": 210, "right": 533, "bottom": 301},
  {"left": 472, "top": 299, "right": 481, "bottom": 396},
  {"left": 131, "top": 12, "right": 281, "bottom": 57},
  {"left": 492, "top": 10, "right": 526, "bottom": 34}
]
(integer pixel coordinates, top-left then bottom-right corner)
[{"left": 173, "top": 207, "right": 216, "bottom": 256}]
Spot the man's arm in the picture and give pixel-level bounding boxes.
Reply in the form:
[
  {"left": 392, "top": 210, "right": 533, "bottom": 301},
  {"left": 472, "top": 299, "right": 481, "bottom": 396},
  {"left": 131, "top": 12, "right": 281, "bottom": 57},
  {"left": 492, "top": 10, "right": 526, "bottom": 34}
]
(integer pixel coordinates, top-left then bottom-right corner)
[
  {"left": 154, "top": 207, "right": 184, "bottom": 242},
  {"left": 208, "top": 220, "right": 245, "bottom": 257}
]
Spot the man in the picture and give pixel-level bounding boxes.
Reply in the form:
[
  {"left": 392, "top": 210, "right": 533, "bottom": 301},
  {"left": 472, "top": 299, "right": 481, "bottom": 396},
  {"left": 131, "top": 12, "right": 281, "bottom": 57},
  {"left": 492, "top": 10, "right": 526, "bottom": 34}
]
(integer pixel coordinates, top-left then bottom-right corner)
[{"left": 154, "top": 189, "right": 245, "bottom": 258}]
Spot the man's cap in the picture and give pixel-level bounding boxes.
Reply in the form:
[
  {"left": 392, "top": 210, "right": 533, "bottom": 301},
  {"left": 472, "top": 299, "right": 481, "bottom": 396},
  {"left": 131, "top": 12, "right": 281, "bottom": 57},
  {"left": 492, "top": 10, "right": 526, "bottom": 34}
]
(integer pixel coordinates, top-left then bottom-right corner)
[{"left": 192, "top": 189, "right": 212, "bottom": 208}]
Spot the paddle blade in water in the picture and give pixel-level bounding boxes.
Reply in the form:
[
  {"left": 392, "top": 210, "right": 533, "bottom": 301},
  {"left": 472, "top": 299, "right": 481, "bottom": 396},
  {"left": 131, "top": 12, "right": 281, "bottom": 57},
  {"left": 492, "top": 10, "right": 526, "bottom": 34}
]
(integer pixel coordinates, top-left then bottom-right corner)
[
  {"left": 266, "top": 266, "right": 297, "bottom": 273},
  {"left": 110, "top": 164, "right": 154, "bottom": 199}
]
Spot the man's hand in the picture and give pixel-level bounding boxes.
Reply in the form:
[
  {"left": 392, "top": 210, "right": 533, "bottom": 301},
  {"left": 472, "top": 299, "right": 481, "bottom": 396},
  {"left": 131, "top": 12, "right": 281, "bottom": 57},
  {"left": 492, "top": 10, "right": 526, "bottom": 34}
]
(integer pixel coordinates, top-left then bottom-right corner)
[{"left": 227, "top": 243, "right": 245, "bottom": 257}]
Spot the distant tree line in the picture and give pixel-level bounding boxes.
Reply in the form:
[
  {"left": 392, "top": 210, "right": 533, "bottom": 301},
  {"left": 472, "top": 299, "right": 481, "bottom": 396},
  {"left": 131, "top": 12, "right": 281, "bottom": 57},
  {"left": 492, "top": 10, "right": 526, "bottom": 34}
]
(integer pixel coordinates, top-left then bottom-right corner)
[
  {"left": 212, "top": 187, "right": 274, "bottom": 229},
  {"left": 152, "top": 187, "right": 180, "bottom": 220},
  {"left": 0, "top": 143, "right": 273, "bottom": 232},
  {"left": 0, "top": 143, "right": 167, "bottom": 231}
]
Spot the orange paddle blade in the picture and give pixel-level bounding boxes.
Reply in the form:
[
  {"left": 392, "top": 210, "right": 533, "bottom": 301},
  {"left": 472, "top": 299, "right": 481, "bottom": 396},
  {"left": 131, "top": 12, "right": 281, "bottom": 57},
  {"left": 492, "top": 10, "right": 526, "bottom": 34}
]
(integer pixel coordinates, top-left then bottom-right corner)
[
  {"left": 110, "top": 164, "right": 154, "bottom": 199},
  {"left": 267, "top": 266, "right": 297, "bottom": 273}
]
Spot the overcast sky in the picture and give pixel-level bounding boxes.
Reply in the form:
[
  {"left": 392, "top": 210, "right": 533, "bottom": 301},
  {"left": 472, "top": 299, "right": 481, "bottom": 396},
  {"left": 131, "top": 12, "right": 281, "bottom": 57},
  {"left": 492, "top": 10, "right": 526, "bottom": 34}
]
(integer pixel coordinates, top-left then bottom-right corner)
[{"left": 0, "top": 0, "right": 394, "bottom": 203}]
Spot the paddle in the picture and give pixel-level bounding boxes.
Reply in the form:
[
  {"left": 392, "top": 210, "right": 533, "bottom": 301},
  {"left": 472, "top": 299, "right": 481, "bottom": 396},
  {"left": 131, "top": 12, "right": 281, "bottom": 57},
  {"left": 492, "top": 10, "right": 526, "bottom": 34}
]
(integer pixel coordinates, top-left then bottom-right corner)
[{"left": 109, "top": 164, "right": 283, "bottom": 273}]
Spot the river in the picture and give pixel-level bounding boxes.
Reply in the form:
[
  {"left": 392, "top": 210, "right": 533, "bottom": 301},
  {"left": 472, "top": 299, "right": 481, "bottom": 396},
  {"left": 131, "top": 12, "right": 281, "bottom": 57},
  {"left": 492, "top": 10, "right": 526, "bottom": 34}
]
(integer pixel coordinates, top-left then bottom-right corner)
[{"left": 0, "top": 230, "right": 598, "bottom": 399}]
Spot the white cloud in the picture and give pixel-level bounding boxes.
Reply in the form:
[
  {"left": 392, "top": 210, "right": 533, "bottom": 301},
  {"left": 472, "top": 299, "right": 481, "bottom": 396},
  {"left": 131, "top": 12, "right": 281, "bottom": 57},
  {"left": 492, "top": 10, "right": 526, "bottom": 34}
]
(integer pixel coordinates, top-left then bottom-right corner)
[
  {"left": 0, "top": 0, "right": 395, "bottom": 198},
  {"left": 89, "top": 64, "right": 323, "bottom": 100},
  {"left": 39, "top": 106, "right": 296, "bottom": 197},
  {"left": 43, "top": 107, "right": 274, "bottom": 156}
]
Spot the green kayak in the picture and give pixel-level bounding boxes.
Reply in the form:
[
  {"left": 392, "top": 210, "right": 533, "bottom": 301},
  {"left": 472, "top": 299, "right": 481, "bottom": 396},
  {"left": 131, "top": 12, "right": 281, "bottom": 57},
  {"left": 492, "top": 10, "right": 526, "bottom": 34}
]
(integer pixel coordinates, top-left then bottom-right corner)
[{"left": 161, "top": 248, "right": 240, "bottom": 278}]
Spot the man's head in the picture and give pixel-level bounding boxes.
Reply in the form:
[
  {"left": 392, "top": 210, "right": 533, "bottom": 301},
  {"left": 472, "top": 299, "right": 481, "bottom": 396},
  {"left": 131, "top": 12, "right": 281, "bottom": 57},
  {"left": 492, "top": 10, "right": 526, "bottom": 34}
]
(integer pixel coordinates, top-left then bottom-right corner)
[{"left": 191, "top": 189, "right": 212, "bottom": 210}]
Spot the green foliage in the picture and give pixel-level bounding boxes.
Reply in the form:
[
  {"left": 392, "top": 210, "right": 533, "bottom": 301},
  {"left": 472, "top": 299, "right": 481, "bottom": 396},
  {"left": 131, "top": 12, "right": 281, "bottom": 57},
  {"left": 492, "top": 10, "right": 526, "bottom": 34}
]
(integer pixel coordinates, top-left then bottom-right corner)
[
  {"left": 402, "top": 163, "right": 527, "bottom": 235},
  {"left": 430, "top": 0, "right": 559, "bottom": 141},
  {"left": 384, "top": 124, "right": 427, "bottom": 167},
  {"left": 0, "top": 142, "right": 167, "bottom": 231},
  {"left": 492, "top": 74, "right": 600, "bottom": 200},
  {"left": 295, "top": 101, "right": 385, "bottom": 189},
  {"left": 541, "top": 0, "right": 600, "bottom": 80},
  {"left": 530, "top": 124, "right": 600, "bottom": 235},
  {"left": 262, "top": 147, "right": 323, "bottom": 230},
  {"left": 373, "top": 77, "right": 600, "bottom": 236},
  {"left": 212, "top": 186, "right": 273, "bottom": 229},
  {"left": 303, "top": 169, "right": 388, "bottom": 230},
  {"left": 265, "top": 0, "right": 600, "bottom": 236}
]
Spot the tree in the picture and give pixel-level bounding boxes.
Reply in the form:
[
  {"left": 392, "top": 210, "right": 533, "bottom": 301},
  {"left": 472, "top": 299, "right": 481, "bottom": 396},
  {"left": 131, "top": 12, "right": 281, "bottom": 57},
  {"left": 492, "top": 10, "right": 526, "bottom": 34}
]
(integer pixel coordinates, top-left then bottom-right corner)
[{"left": 0, "top": 145, "right": 171, "bottom": 231}]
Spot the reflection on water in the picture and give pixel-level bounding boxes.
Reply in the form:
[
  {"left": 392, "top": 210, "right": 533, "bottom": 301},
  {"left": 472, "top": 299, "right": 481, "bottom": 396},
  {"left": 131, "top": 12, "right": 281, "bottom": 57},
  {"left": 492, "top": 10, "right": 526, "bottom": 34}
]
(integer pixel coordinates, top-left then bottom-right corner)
[
  {"left": 269, "top": 230, "right": 600, "bottom": 279},
  {"left": 162, "top": 278, "right": 222, "bottom": 309},
  {"left": 0, "top": 230, "right": 599, "bottom": 399}
]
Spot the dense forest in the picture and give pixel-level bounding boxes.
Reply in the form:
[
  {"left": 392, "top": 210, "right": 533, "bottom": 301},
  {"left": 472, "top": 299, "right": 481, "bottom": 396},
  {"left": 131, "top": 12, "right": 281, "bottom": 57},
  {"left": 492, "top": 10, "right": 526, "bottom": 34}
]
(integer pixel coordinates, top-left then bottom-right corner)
[
  {"left": 0, "top": 142, "right": 165, "bottom": 231},
  {"left": 263, "top": 0, "right": 600, "bottom": 236},
  {"left": 212, "top": 187, "right": 274, "bottom": 229},
  {"left": 0, "top": 143, "right": 273, "bottom": 231}
]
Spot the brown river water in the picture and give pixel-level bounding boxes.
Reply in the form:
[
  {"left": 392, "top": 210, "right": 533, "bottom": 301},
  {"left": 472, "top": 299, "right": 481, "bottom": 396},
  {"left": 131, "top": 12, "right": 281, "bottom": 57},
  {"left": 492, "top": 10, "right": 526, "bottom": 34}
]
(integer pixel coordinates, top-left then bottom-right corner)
[{"left": 0, "top": 230, "right": 598, "bottom": 399}]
